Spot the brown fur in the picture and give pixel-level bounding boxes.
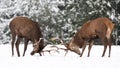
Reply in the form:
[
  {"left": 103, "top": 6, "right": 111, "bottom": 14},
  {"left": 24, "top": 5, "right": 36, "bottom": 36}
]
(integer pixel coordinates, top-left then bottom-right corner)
[
  {"left": 9, "top": 16, "right": 44, "bottom": 57},
  {"left": 66, "top": 17, "right": 114, "bottom": 57}
]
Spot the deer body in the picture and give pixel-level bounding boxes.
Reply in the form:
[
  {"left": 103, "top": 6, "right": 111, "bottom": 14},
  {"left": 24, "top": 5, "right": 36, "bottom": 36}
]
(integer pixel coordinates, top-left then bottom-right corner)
[
  {"left": 67, "top": 17, "right": 114, "bottom": 57},
  {"left": 9, "top": 17, "right": 44, "bottom": 57}
]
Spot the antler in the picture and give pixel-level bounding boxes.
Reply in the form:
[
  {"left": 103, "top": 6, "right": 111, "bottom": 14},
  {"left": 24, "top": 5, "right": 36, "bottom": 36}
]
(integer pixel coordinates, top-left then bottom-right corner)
[
  {"left": 33, "top": 38, "right": 43, "bottom": 46},
  {"left": 40, "top": 37, "right": 69, "bottom": 56},
  {"left": 40, "top": 44, "right": 69, "bottom": 56}
]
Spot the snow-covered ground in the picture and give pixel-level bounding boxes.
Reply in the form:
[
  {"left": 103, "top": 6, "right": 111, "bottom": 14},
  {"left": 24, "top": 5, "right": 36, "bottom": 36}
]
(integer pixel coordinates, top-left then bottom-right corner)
[{"left": 0, "top": 44, "right": 120, "bottom": 68}]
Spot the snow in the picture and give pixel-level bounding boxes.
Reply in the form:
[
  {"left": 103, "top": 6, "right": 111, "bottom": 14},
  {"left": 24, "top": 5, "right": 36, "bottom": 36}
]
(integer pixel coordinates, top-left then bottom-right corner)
[{"left": 0, "top": 44, "right": 120, "bottom": 68}]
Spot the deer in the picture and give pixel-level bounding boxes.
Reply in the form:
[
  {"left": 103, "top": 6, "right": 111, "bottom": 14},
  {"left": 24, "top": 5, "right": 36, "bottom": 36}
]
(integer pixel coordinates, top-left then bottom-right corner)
[
  {"left": 65, "top": 17, "right": 114, "bottom": 57},
  {"left": 9, "top": 16, "right": 45, "bottom": 57}
]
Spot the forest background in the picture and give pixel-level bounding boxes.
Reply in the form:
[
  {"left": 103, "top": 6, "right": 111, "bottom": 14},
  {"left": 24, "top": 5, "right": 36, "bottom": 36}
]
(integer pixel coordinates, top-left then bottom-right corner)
[{"left": 0, "top": 0, "right": 120, "bottom": 45}]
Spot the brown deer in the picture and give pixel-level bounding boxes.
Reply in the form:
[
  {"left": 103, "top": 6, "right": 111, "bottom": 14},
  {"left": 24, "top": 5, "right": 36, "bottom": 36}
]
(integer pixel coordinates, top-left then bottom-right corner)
[
  {"left": 9, "top": 16, "right": 44, "bottom": 57},
  {"left": 66, "top": 17, "right": 114, "bottom": 57}
]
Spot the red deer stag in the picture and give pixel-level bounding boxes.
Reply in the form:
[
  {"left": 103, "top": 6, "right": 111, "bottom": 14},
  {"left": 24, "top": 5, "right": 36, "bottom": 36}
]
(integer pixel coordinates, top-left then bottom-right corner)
[
  {"left": 9, "top": 16, "right": 44, "bottom": 57},
  {"left": 66, "top": 17, "right": 114, "bottom": 57}
]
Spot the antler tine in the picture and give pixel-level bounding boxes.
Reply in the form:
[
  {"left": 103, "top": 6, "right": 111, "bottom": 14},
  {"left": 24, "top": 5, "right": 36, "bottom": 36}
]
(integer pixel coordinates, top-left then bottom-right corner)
[
  {"left": 39, "top": 38, "right": 43, "bottom": 42},
  {"left": 40, "top": 37, "right": 69, "bottom": 56}
]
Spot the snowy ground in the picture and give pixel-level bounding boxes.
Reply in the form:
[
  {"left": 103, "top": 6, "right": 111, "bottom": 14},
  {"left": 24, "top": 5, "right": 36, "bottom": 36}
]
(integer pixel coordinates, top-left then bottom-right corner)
[{"left": 0, "top": 44, "right": 120, "bottom": 68}]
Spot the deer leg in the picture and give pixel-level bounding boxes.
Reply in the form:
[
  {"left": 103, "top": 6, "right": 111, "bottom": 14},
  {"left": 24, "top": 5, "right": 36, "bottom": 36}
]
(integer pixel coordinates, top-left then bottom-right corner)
[
  {"left": 97, "top": 32, "right": 108, "bottom": 57},
  {"left": 23, "top": 39, "right": 29, "bottom": 56},
  {"left": 80, "top": 44, "right": 87, "bottom": 57},
  {"left": 11, "top": 33, "right": 16, "bottom": 56},
  {"left": 15, "top": 36, "right": 21, "bottom": 57},
  {"left": 108, "top": 43, "right": 111, "bottom": 57},
  {"left": 39, "top": 52, "right": 42, "bottom": 56},
  {"left": 102, "top": 45, "right": 107, "bottom": 57},
  {"left": 108, "top": 36, "right": 112, "bottom": 57},
  {"left": 87, "top": 40, "right": 94, "bottom": 57},
  {"left": 101, "top": 37, "right": 108, "bottom": 57}
]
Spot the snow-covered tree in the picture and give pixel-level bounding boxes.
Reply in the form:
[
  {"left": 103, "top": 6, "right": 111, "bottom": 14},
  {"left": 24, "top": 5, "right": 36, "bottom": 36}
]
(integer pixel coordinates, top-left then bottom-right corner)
[{"left": 0, "top": 0, "right": 120, "bottom": 45}]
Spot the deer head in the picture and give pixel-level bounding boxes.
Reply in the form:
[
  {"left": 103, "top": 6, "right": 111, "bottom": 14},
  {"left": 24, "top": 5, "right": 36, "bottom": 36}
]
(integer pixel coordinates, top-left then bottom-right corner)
[
  {"left": 31, "top": 38, "right": 44, "bottom": 55},
  {"left": 64, "top": 36, "right": 84, "bottom": 55}
]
